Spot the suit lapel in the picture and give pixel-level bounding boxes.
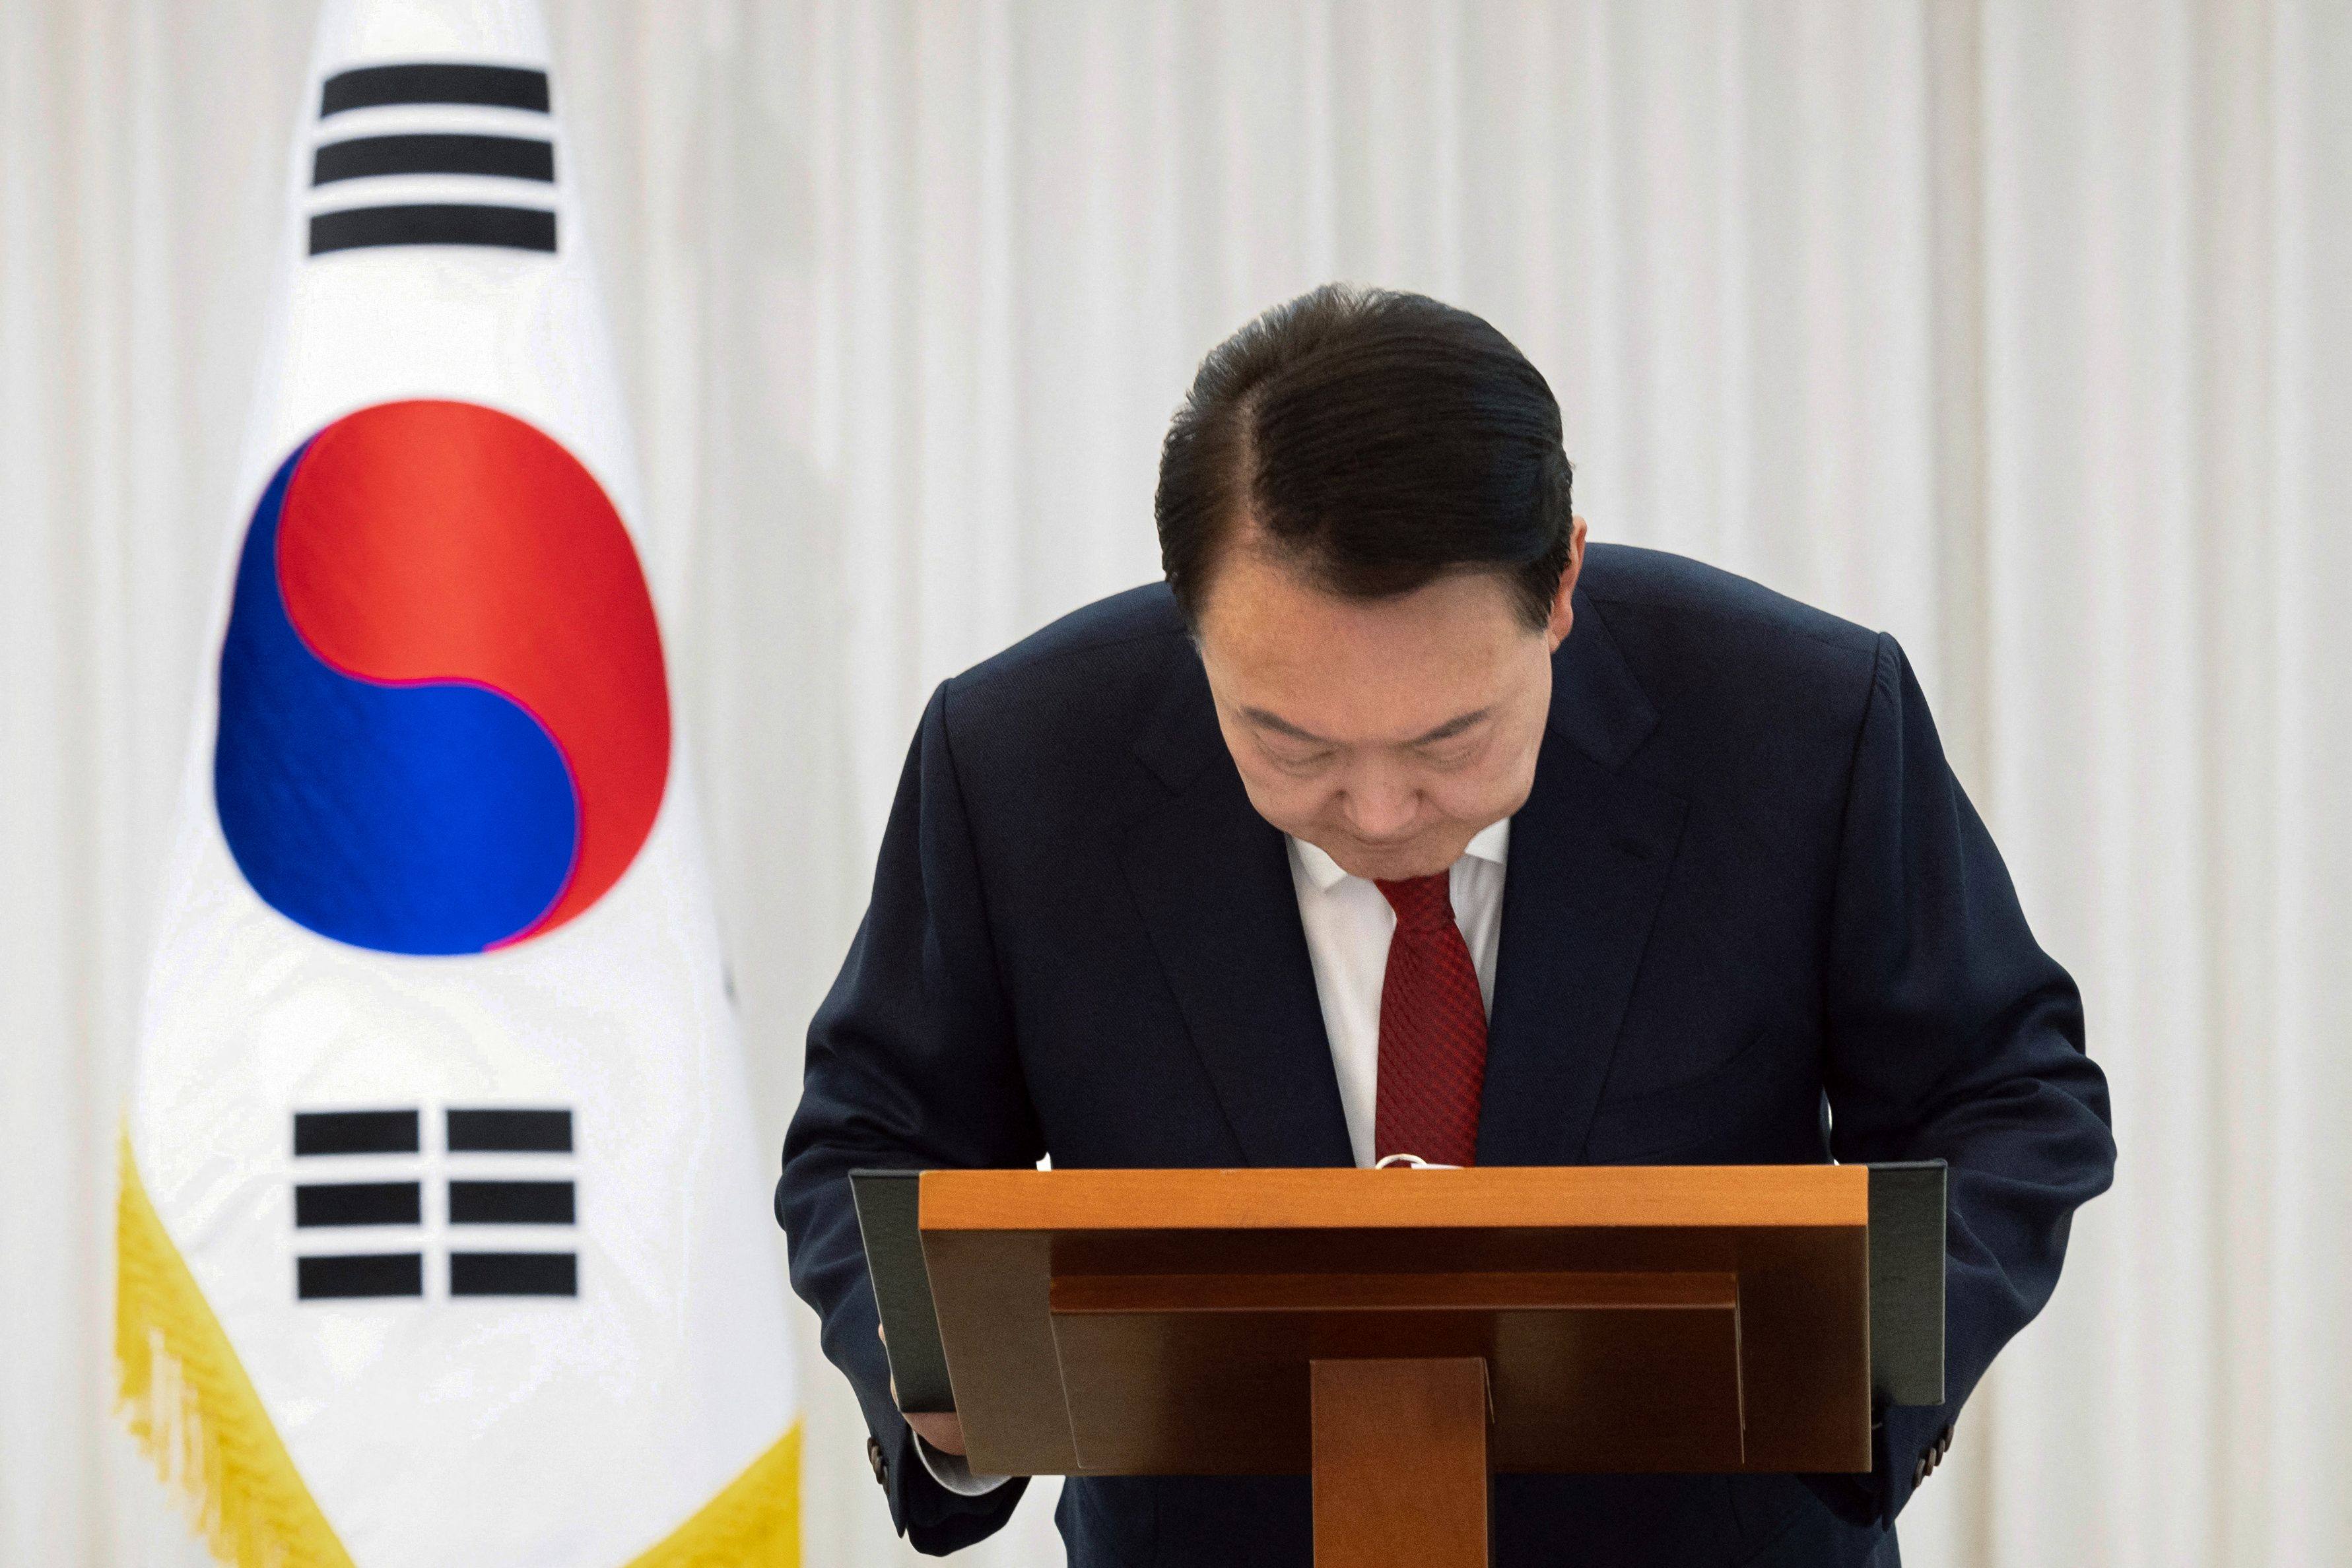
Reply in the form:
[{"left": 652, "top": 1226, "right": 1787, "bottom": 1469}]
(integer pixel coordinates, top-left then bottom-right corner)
[
  {"left": 1121, "top": 654, "right": 1355, "bottom": 1169},
  {"left": 1478, "top": 594, "right": 1689, "bottom": 1167}
]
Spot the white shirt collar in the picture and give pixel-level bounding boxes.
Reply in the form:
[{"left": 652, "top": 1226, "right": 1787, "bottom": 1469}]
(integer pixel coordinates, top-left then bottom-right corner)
[{"left": 1289, "top": 817, "right": 1511, "bottom": 894}]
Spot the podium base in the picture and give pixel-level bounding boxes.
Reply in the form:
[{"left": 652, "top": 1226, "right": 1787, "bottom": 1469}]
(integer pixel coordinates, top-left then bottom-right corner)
[{"left": 1312, "top": 1358, "right": 1491, "bottom": 1568}]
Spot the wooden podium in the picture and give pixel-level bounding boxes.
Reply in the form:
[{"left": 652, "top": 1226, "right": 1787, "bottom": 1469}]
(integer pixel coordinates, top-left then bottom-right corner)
[{"left": 854, "top": 1163, "right": 1944, "bottom": 1568}]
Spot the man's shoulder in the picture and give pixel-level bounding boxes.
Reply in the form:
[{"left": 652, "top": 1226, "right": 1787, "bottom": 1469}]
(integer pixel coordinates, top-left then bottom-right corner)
[
  {"left": 933, "top": 584, "right": 1197, "bottom": 785},
  {"left": 1579, "top": 542, "right": 1880, "bottom": 661},
  {"left": 949, "top": 583, "right": 1191, "bottom": 696},
  {"left": 1574, "top": 544, "right": 1891, "bottom": 776}
]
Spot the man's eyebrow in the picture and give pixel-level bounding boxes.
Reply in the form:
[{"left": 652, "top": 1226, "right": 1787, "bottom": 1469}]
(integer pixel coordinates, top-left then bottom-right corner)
[
  {"left": 1238, "top": 706, "right": 1493, "bottom": 746},
  {"left": 1406, "top": 707, "right": 1493, "bottom": 745},
  {"left": 1240, "top": 707, "right": 1331, "bottom": 744}
]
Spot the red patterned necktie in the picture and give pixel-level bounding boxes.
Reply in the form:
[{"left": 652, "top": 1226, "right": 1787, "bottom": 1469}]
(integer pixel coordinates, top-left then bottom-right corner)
[{"left": 1372, "top": 871, "right": 1489, "bottom": 1167}]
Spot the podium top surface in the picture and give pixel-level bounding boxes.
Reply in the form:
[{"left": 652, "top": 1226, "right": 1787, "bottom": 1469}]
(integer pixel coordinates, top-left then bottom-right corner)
[{"left": 917, "top": 1163, "right": 1869, "bottom": 1233}]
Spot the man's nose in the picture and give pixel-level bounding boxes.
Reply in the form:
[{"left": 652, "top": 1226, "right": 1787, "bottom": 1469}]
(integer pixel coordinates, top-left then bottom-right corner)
[{"left": 1341, "top": 774, "right": 1419, "bottom": 841}]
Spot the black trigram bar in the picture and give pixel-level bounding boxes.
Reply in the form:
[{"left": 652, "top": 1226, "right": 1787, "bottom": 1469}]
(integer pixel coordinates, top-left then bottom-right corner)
[
  {"left": 450, "top": 1251, "right": 577, "bottom": 1297},
  {"left": 309, "top": 204, "right": 555, "bottom": 256},
  {"left": 321, "top": 63, "right": 550, "bottom": 117},
  {"left": 446, "top": 1108, "right": 572, "bottom": 1153},
  {"left": 297, "top": 1252, "right": 423, "bottom": 1299},
  {"left": 293, "top": 1109, "right": 419, "bottom": 1156},
  {"left": 448, "top": 1179, "right": 575, "bottom": 1225},
  {"left": 296, "top": 1181, "right": 422, "bottom": 1227},
  {"left": 313, "top": 133, "right": 554, "bottom": 186}
]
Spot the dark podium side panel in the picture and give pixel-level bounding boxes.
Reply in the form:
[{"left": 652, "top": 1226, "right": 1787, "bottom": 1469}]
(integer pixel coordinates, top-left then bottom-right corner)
[{"left": 904, "top": 1165, "right": 1913, "bottom": 1479}]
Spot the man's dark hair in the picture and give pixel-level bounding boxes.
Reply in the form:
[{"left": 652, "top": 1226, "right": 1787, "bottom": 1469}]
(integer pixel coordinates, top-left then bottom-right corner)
[{"left": 1155, "top": 284, "right": 1574, "bottom": 632}]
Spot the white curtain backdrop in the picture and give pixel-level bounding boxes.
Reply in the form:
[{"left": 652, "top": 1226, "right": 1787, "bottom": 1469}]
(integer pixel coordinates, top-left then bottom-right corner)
[{"left": 3, "top": 3, "right": 2345, "bottom": 1565}]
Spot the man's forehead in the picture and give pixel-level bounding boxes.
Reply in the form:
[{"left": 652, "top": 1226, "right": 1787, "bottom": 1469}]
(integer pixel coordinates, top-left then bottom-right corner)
[{"left": 1198, "top": 529, "right": 1525, "bottom": 638}]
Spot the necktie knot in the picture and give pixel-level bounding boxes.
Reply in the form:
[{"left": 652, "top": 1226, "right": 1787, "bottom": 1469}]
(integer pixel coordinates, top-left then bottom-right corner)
[{"left": 1376, "top": 872, "right": 1456, "bottom": 933}]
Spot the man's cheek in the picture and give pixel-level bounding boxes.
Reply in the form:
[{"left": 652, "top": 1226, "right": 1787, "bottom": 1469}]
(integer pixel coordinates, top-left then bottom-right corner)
[
  {"left": 1235, "top": 771, "right": 1315, "bottom": 835},
  {"left": 1422, "top": 775, "right": 1500, "bottom": 827}
]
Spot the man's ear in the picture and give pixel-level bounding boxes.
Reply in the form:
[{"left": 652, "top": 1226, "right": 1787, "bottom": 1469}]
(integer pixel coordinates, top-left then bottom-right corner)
[{"left": 1546, "top": 514, "right": 1588, "bottom": 649}]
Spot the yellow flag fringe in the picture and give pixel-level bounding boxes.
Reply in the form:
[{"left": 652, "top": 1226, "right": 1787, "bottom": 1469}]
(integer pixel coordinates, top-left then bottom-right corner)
[
  {"left": 621, "top": 1424, "right": 801, "bottom": 1568},
  {"left": 118, "top": 1130, "right": 801, "bottom": 1568},
  {"left": 116, "top": 1130, "right": 356, "bottom": 1568}
]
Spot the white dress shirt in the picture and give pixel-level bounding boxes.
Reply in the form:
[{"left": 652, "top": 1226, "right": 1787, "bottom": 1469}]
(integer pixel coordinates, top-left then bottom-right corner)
[
  {"left": 915, "top": 816, "right": 1512, "bottom": 1493},
  {"left": 1287, "top": 818, "right": 1510, "bottom": 1167}
]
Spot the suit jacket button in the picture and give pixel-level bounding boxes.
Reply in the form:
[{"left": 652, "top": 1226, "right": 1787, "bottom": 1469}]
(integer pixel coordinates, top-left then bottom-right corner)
[
  {"left": 868, "top": 1435, "right": 889, "bottom": 1486},
  {"left": 1913, "top": 1454, "right": 1932, "bottom": 1488},
  {"left": 1936, "top": 1422, "right": 1955, "bottom": 1456}
]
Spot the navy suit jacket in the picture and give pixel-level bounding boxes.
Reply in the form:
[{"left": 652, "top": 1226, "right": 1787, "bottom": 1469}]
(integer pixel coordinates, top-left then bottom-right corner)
[{"left": 778, "top": 544, "right": 2116, "bottom": 1567}]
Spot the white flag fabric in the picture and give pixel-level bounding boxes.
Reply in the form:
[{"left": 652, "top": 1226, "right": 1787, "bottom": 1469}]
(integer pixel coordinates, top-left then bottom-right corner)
[{"left": 114, "top": 4, "right": 798, "bottom": 1565}]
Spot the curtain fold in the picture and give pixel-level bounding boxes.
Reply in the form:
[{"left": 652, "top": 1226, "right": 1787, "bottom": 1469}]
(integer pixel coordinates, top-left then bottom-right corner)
[{"left": 3, "top": 3, "right": 2343, "bottom": 1564}]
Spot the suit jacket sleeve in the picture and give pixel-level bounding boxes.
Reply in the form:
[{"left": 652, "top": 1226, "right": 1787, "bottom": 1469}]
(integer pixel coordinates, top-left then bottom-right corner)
[
  {"left": 1814, "top": 634, "right": 2117, "bottom": 1526},
  {"left": 777, "top": 682, "right": 1044, "bottom": 1553}
]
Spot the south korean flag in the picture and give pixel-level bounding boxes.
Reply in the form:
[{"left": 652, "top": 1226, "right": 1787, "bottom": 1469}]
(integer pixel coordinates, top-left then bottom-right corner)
[{"left": 114, "top": 3, "right": 799, "bottom": 1565}]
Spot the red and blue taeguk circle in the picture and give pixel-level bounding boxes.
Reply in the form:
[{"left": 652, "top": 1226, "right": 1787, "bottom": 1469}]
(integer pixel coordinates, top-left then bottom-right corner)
[{"left": 215, "top": 399, "right": 670, "bottom": 955}]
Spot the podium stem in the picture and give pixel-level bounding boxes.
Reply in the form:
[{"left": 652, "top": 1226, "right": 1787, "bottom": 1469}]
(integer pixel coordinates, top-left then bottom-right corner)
[{"left": 1310, "top": 1357, "right": 1491, "bottom": 1568}]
